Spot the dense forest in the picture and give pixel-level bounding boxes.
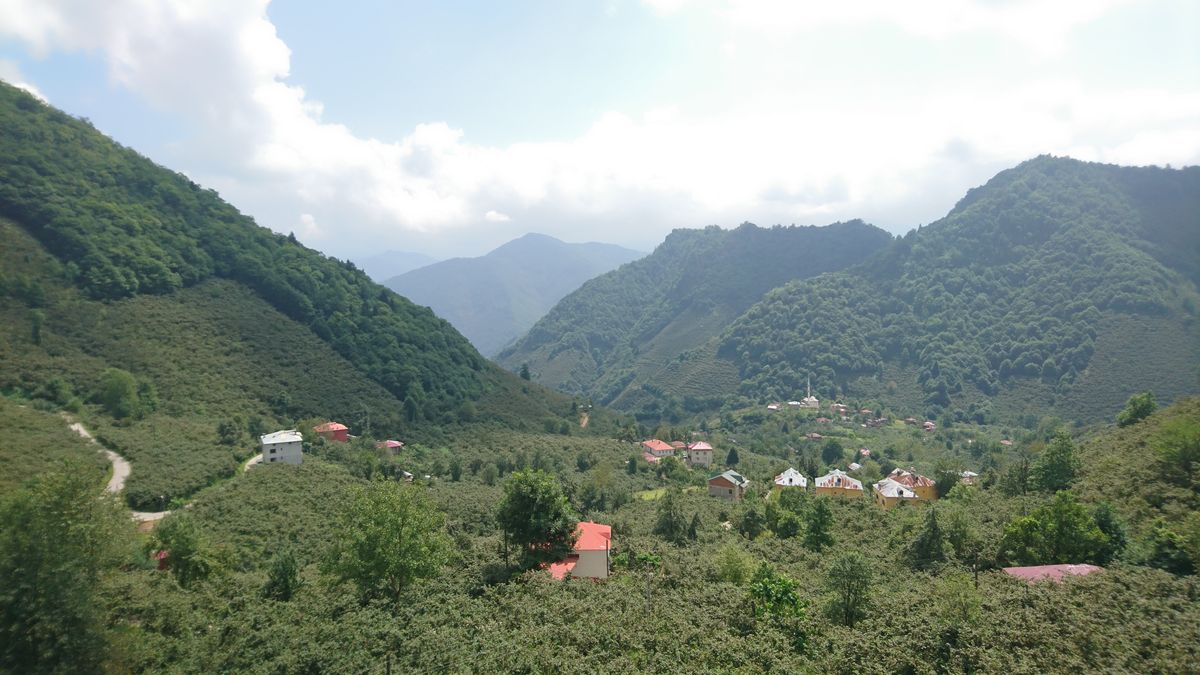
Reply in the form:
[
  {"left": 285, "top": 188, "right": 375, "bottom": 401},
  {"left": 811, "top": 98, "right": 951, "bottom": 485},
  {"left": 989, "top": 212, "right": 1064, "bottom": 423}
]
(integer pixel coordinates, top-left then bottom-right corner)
[
  {"left": 721, "top": 157, "right": 1200, "bottom": 421},
  {"left": 498, "top": 220, "right": 894, "bottom": 407}
]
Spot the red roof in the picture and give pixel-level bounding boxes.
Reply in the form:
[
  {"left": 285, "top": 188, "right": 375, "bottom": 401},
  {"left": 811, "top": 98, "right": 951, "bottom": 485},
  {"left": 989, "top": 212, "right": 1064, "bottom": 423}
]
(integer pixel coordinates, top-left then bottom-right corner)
[
  {"left": 687, "top": 441, "right": 713, "bottom": 451},
  {"left": 548, "top": 556, "right": 578, "bottom": 580},
  {"left": 1003, "top": 564, "right": 1102, "bottom": 583},
  {"left": 641, "top": 451, "right": 662, "bottom": 464},
  {"left": 314, "top": 422, "right": 348, "bottom": 432},
  {"left": 376, "top": 439, "right": 404, "bottom": 449},
  {"left": 641, "top": 439, "right": 673, "bottom": 453},
  {"left": 574, "top": 521, "right": 612, "bottom": 552},
  {"left": 889, "top": 468, "right": 935, "bottom": 488}
]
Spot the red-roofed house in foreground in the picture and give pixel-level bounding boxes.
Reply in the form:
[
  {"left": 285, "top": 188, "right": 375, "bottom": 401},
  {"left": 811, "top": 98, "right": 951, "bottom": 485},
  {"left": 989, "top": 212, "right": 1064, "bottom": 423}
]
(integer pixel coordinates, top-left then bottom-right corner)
[
  {"left": 314, "top": 422, "right": 349, "bottom": 443},
  {"left": 1002, "top": 564, "right": 1102, "bottom": 583},
  {"left": 548, "top": 521, "right": 612, "bottom": 580},
  {"left": 641, "top": 439, "right": 675, "bottom": 457}
]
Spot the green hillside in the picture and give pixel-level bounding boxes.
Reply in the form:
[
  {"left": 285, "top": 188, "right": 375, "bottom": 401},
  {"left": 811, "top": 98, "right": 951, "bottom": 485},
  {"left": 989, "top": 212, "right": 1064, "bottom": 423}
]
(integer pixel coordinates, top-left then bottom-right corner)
[
  {"left": 498, "top": 221, "right": 894, "bottom": 408},
  {"left": 0, "top": 83, "right": 609, "bottom": 507},
  {"left": 720, "top": 157, "right": 1200, "bottom": 422},
  {"left": 386, "top": 233, "right": 643, "bottom": 356}
]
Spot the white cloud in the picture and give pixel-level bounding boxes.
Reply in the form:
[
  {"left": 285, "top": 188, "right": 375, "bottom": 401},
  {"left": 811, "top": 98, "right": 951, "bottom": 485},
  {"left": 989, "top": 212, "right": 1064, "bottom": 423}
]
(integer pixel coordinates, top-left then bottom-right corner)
[
  {"left": 0, "top": 0, "right": 1195, "bottom": 258},
  {"left": 0, "top": 58, "right": 46, "bottom": 101}
]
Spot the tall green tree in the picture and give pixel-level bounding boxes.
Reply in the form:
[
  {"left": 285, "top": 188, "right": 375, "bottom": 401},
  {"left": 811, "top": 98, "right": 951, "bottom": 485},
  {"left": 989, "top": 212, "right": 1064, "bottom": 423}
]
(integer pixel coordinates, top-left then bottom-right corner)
[
  {"left": 653, "top": 488, "right": 689, "bottom": 543},
  {"left": 1155, "top": 416, "right": 1200, "bottom": 488},
  {"left": 262, "top": 547, "right": 301, "bottom": 601},
  {"left": 907, "top": 507, "right": 950, "bottom": 570},
  {"left": 725, "top": 446, "right": 740, "bottom": 466},
  {"left": 1116, "top": 391, "right": 1157, "bottom": 427},
  {"left": 153, "top": 513, "right": 222, "bottom": 589},
  {"left": 95, "top": 367, "right": 140, "bottom": 419},
  {"left": 0, "top": 463, "right": 131, "bottom": 674},
  {"left": 825, "top": 552, "right": 872, "bottom": 627},
  {"left": 323, "top": 479, "right": 451, "bottom": 602},
  {"left": 804, "top": 497, "right": 835, "bottom": 551},
  {"left": 496, "top": 470, "right": 577, "bottom": 569},
  {"left": 997, "top": 491, "right": 1109, "bottom": 566},
  {"left": 1031, "top": 432, "right": 1079, "bottom": 493}
]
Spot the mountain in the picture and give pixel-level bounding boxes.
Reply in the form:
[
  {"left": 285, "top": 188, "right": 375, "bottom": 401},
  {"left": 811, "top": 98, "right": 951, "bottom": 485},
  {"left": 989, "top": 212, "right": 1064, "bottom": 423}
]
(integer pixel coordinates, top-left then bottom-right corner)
[
  {"left": 385, "top": 233, "right": 643, "bottom": 356},
  {"left": 497, "top": 221, "right": 895, "bottom": 412},
  {"left": 718, "top": 157, "right": 1200, "bottom": 422},
  {"left": 353, "top": 250, "right": 438, "bottom": 283},
  {"left": 0, "top": 82, "right": 602, "bottom": 507}
]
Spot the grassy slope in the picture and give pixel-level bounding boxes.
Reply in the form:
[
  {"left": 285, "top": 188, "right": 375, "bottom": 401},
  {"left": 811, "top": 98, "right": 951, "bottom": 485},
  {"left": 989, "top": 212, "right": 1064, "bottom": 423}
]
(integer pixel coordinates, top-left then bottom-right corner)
[{"left": 0, "top": 396, "right": 107, "bottom": 492}]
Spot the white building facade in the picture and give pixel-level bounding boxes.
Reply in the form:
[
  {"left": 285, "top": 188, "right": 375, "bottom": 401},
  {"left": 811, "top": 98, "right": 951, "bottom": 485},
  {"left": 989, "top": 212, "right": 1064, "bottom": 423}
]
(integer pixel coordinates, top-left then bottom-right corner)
[{"left": 260, "top": 429, "right": 303, "bottom": 465}]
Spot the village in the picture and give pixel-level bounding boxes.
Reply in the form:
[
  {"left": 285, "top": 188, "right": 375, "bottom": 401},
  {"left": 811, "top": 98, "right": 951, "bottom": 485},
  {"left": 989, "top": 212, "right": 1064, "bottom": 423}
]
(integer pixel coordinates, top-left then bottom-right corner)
[{"left": 243, "top": 382, "right": 1081, "bottom": 586}]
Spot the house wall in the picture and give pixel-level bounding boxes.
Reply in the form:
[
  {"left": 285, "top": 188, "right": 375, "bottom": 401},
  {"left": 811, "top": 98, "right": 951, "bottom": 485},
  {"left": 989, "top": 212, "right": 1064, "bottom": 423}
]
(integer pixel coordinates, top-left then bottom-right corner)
[
  {"left": 708, "top": 483, "right": 742, "bottom": 500},
  {"left": 689, "top": 451, "right": 712, "bottom": 467},
  {"left": 816, "top": 486, "right": 863, "bottom": 498},
  {"left": 914, "top": 485, "right": 937, "bottom": 501},
  {"left": 572, "top": 549, "right": 609, "bottom": 579},
  {"left": 263, "top": 440, "right": 302, "bottom": 465}
]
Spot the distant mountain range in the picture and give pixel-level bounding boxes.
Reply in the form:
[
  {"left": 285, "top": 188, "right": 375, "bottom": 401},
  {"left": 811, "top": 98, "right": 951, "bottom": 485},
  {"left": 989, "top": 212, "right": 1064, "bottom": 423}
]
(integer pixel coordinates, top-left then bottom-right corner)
[
  {"left": 497, "top": 221, "right": 895, "bottom": 410},
  {"left": 385, "top": 233, "right": 644, "bottom": 356},
  {"left": 501, "top": 157, "right": 1200, "bottom": 424},
  {"left": 353, "top": 250, "right": 438, "bottom": 282}
]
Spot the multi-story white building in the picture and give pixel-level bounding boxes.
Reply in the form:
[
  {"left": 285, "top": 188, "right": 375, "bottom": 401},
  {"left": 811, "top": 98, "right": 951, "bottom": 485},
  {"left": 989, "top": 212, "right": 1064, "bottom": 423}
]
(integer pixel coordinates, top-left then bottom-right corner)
[{"left": 260, "top": 429, "right": 303, "bottom": 465}]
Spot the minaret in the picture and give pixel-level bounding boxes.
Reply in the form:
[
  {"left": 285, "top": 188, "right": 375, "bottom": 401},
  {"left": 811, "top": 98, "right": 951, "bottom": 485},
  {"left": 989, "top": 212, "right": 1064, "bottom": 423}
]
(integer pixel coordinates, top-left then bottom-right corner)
[{"left": 806, "top": 375, "right": 811, "bottom": 399}]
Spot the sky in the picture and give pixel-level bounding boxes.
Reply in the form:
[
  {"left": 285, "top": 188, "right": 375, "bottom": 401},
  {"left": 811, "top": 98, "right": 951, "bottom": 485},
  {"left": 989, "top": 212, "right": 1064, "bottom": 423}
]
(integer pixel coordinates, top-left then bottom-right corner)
[{"left": 0, "top": 0, "right": 1197, "bottom": 260}]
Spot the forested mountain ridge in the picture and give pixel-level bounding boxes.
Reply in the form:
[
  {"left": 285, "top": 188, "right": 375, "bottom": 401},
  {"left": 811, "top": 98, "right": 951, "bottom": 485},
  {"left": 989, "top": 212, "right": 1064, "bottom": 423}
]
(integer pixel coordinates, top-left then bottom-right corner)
[
  {"left": 720, "top": 156, "right": 1200, "bottom": 422},
  {"left": 497, "top": 220, "right": 894, "bottom": 406},
  {"left": 0, "top": 81, "right": 567, "bottom": 422},
  {"left": 385, "top": 233, "right": 643, "bottom": 356}
]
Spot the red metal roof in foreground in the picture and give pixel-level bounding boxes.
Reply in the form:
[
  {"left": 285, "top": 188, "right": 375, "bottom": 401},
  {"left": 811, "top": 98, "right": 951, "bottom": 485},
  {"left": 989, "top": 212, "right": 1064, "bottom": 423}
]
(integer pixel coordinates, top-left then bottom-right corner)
[
  {"left": 1003, "top": 564, "right": 1103, "bottom": 583},
  {"left": 314, "top": 422, "right": 348, "bottom": 432},
  {"left": 641, "top": 439, "right": 674, "bottom": 452}
]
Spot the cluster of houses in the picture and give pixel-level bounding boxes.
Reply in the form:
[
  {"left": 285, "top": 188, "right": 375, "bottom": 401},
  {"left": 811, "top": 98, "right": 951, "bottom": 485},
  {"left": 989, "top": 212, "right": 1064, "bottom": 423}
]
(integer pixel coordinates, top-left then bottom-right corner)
[
  {"left": 640, "top": 438, "right": 714, "bottom": 468},
  {"left": 765, "top": 393, "right": 941, "bottom": 433},
  {"left": 703, "top": 464, "right": 955, "bottom": 511},
  {"left": 256, "top": 421, "right": 405, "bottom": 469}
]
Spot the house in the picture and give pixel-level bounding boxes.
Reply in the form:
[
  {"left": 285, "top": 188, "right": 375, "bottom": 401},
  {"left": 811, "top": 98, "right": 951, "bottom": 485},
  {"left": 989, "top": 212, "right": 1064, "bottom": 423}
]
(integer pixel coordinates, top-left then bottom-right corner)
[
  {"left": 960, "top": 470, "right": 979, "bottom": 485},
  {"left": 859, "top": 408, "right": 874, "bottom": 416},
  {"left": 767, "top": 403, "right": 781, "bottom": 412},
  {"left": 548, "top": 521, "right": 613, "bottom": 580},
  {"left": 1000, "top": 439, "right": 1013, "bottom": 447},
  {"left": 787, "top": 400, "right": 803, "bottom": 408},
  {"left": 686, "top": 441, "right": 714, "bottom": 467},
  {"left": 831, "top": 403, "right": 850, "bottom": 416},
  {"left": 848, "top": 462, "right": 862, "bottom": 471},
  {"left": 904, "top": 417, "right": 918, "bottom": 425},
  {"left": 670, "top": 441, "right": 686, "bottom": 450},
  {"left": 641, "top": 439, "right": 675, "bottom": 457},
  {"left": 708, "top": 470, "right": 750, "bottom": 501},
  {"left": 873, "top": 478, "right": 919, "bottom": 509},
  {"left": 1002, "top": 564, "right": 1102, "bottom": 584},
  {"left": 774, "top": 467, "right": 807, "bottom": 489},
  {"left": 923, "top": 420, "right": 937, "bottom": 432},
  {"left": 314, "top": 421, "right": 349, "bottom": 443},
  {"left": 376, "top": 439, "right": 404, "bottom": 451},
  {"left": 866, "top": 417, "right": 888, "bottom": 428},
  {"left": 805, "top": 432, "right": 823, "bottom": 440},
  {"left": 641, "top": 451, "right": 662, "bottom": 464},
  {"left": 815, "top": 469, "right": 864, "bottom": 497},
  {"left": 816, "top": 416, "right": 831, "bottom": 424},
  {"left": 888, "top": 468, "right": 938, "bottom": 500},
  {"left": 260, "top": 429, "right": 303, "bottom": 465},
  {"left": 400, "top": 470, "right": 414, "bottom": 482},
  {"left": 858, "top": 448, "right": 871, "bottom": 459}
]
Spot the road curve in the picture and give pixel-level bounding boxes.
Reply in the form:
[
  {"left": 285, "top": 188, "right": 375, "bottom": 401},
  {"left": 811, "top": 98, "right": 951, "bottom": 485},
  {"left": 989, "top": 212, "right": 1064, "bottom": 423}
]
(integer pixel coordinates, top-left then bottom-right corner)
[{"left": 65, "top": 417, "right": 169, "bottom": 523}]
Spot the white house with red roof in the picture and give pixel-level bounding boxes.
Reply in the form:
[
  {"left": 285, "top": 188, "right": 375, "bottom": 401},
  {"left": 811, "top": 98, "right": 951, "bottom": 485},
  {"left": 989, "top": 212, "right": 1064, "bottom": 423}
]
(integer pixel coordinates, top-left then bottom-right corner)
[
  {"left": 686, "top": 441, "right": 714, "bottom": 467},
  {"left": 641, "top": 439, "right": 675, "bottom": 457},
  {"left": 548, "top": 521, "right": 612, "bottom": 580}
]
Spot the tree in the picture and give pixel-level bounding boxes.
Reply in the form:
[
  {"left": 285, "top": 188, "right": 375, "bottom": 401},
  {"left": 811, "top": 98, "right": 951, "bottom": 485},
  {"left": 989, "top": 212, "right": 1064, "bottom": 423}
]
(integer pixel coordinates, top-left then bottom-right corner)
[
  {"left": 725, "top": 446, "right": 740, "bottom": 466},
  {"left": 1143, "top": 525, "right": 1194, "bottom": 575},
  {"left": 96, "top": 367, "right": 140, "bottom": 419},
  {"left": 1155, "top": 416, "right": 1200, "bottom": 488},
  {"left": 739, "top": 504, "right": 766, "bottom": 540},
  {"left": 1031, "top": 432, "right": 1079, "bottom": 493},
  {"left": 1091, "top": 502, "right": 1127, "bottom": 565},
  {"left": 826, "top": 552, "right": 872, "bottom": 627},
  {"left": 749, "top": 562, "right": 804, "bottom": 619},
  {"left": 496, "top": 470, "right": 577, "bottom": 569},
  {"left": 804, "top": 497, "right": 834, "bottom": 551},
  {"left": 997, "top": 491, "right": 1109, "bottom": 566},
  {"left": 323, "top": 479, "right": 450, "bottom": 602},
  {"left": 28, "top": 308, "right": 43, "bottom": 345},
  {"left": 1116, "top": 391, "right": 1156, "bottom": 427},
  {"left": 821, "top": 439, "right": 845, "bottom": 467},
  {"left": 519, "top": 363, "right": 531, "bottom": 381},
  {"left": 482, "top": 463, "right": 499, "bottom": 486},
  {"left": 654, "top": 488, "right": 689, "bottom": 543},
  {"left": 0, "top": 463, "right": 131, "bottom": 674},
  {"left": 907, "top": 507, "right": 950, "bottom": 570},
  {"left": 716, "top": 544, "right": 752, "bottom": 584},
  {"left": 449, "top": 459, "right": 462, "bottom": 482},
  {"left": 263, "top": 547, "right": 300, "bottom": 601},
  {"left": 153, "top": 513, "right": 221, "bottom": 588}
]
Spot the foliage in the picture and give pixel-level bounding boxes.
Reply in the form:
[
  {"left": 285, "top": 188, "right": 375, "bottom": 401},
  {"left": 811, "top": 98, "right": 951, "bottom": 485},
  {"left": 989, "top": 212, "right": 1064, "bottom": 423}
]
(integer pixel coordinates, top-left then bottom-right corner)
[
  {"left": 323, "top": 479, "right": 451, "bottom": 602},
  {"left": 907, "top": 506, "right": 950, "bottom": 570},
  {"left": 262, "top": 548, "right": 301, "bottom": 601},
  {"left": 997, "top": 491, "right": 1109, "bottom": 566},
  {"left": 825, "top": 552, "right": 872, "bottom": 627},
  {"left": 715, "top": 544, "right": 753, "bottom": 584},
  {"left": 495, "top": 470, "right": 578, "bottom": 569},
  {"left": 1154, "top": 414, "right": 1200, "bottom": 488},
  {"left": 1031, "top": 431, "right": 1079, "bottom": 493},
  {"left": 653, "top": 488, "right": 691, "bottom": 543},
  {"left": 153, "top": 514, "right": 222, "bottom": 588},
  {"left": 1117, "top": 391, "right": 1157, "bottom": 427},
  {"left": 0, "top": 463, "right": 131, "bottom": 674},
  {"left": 804, "top": 497, "right": 834, "bottom": 551},
  {"left": 0, "top": 397, "right": 106, "bottom": 492}
]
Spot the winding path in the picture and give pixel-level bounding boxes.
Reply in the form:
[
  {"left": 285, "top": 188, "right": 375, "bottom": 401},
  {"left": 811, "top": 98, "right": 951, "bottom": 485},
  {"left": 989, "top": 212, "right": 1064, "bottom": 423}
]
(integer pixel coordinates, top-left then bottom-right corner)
[{"left": 65, "top": 416, "right": 261, "bottom": 523}]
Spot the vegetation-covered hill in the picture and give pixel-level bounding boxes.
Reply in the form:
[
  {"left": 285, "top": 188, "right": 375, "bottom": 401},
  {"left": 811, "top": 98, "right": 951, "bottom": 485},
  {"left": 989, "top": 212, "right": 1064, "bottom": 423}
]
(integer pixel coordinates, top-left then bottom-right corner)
[
  {"left": 0, "top": 82, "right": 613, "bottom": 507},
  {"left": 386, "top": 233, "right": 643, "bottom": 356},
  {"left": 498, "top": 221, "right": 894, "bottom": 409},
  {"left": 720, "top": 157, "right": 1200, "bottom": 422}
]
